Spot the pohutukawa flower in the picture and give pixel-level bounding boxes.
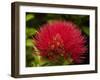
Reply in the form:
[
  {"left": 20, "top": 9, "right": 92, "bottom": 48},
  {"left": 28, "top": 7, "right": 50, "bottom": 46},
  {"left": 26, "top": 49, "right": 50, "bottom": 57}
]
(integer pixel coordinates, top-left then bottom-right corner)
[{"left": 34, "top": 20, "right": 87, "bottom": 63}]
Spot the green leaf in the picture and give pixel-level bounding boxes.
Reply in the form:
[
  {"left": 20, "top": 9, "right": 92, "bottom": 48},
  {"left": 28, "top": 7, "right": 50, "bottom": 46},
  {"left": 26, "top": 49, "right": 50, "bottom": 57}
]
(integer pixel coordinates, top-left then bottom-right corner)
[
  {"left": 63, "top": 59, "right": 72, "bottom": 65},
  {"left": 26, "top": 27, "right": 37, "bottom": 38},
  {"left": 26, "top": 39, "right": 33, "bottom": 47},
  {"left": 33, "top": 54, "right": 40, "bottom": 66},
  {"left": 31, "top": 44, "right": 41, "bottom": 66},
  {"left": 26, "top": 47, "right": 34, "bottom": 67},
  {"left": 82, "top": 26, "right": 89, "bottom": 36},
  {"left": 26, "top": 14, "right": 35, "bottom": 21},
  {"left": 40, "top": 61, "right": 51, "bottom": 66}
]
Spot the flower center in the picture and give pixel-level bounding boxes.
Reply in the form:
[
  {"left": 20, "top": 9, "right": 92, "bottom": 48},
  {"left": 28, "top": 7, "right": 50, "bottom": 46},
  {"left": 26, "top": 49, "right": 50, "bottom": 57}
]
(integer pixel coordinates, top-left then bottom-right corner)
[{"left": 48, "top": 34, "right": 66, "bottom": 60}]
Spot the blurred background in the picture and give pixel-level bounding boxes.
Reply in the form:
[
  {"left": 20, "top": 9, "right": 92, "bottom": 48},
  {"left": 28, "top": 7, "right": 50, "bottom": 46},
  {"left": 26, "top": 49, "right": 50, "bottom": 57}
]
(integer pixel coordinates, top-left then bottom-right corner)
[{"left": 26, "top": 12, "right": 89, "bottom": 67}]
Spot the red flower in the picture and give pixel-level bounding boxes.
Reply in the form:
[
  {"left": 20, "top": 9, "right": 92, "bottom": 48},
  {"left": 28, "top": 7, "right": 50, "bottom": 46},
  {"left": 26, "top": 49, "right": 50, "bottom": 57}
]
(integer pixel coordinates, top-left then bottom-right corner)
[{"left": 34, "top": 21, "right": 87, "bottom": 63}]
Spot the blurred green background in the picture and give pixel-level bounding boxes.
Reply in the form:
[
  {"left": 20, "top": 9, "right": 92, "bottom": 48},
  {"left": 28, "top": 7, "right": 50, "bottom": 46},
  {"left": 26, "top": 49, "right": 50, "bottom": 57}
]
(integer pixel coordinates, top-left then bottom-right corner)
[{"left": 26, "top": 12, "right": 89, "bottom": 67}]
